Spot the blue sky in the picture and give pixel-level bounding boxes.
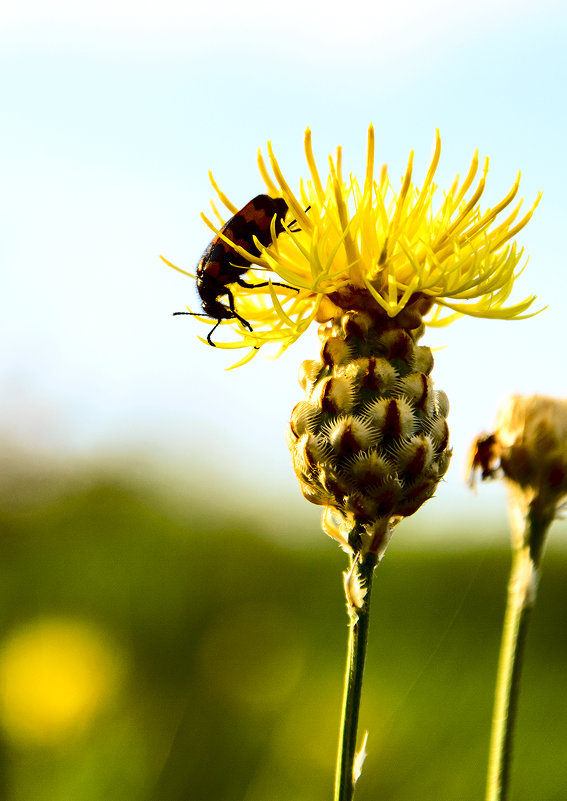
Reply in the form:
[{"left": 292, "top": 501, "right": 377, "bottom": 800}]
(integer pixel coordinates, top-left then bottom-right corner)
[{"left": 1, "top": 0, "right": 566, "bottom": 540}]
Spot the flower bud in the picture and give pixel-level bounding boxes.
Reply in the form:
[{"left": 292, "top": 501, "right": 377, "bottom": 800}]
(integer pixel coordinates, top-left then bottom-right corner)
[{"left": 287, "top": 305, "right": 452, "bottom": 555}]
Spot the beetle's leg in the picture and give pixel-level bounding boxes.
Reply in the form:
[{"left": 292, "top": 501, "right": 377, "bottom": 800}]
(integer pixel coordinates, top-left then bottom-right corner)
[
  {"left": 225, "top": 287, "right": 253, "bottom": 332},
  {"left": 235, "top": 277, "right": 299, "bottom": 293}
]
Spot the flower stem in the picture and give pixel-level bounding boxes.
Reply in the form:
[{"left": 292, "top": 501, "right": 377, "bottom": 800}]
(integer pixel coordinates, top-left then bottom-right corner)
[
  {"left": 485, "top": 504, "right": 552, "bottom": 801},
  {"left": 334, "top": 550, "right": 378, "bottom": 801}
]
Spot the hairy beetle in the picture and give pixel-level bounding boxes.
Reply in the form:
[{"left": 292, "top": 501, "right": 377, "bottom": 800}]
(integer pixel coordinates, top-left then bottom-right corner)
[{"left": 175, "top": 194, "right": 300, "bottom": 346}]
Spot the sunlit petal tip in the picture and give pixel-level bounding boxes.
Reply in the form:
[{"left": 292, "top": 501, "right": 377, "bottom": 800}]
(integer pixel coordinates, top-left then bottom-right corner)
[{"left": 161, "top": 255, "right": 196, "bottom": 279}]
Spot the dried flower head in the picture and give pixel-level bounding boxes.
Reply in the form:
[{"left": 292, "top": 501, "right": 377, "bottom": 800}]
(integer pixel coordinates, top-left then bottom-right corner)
[
  {"left": 167, "top": 127, "right": 541, "bottom": 366},
  {"left": 470, "top": 395, "right": 567, "bottom": 523},
  {"left": 498, "top": 396, "right": 567, "bottom": 492}
]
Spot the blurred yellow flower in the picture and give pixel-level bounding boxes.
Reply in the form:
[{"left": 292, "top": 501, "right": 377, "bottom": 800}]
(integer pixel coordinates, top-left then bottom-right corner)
[
  {"left": 175, "top": 127, "right": 541, "bottom": 365},
  {"left": 0, "top": 618, "right": 122, "bottom": 746}
]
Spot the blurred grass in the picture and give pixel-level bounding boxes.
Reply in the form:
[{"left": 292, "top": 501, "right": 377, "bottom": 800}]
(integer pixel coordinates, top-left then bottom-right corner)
[{"left": 0, "top": 466, "right": 566, "bottom": 800}]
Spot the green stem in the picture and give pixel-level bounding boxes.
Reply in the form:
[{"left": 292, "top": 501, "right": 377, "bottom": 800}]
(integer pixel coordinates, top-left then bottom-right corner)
[
  {"left": 334, "top": 551, "right": 378, "bottom": 801},
  {"left": 485, "top": 503, "right": 552, "bottom": 801}
]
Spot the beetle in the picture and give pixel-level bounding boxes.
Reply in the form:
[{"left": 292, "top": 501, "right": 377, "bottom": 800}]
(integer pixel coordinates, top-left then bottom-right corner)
[{"left": 174, "top": 194, "right": 301, "bottom": 346}]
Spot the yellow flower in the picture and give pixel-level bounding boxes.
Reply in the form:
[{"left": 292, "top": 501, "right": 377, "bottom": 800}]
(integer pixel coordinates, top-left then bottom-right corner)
[
  {"left": 170, "top": 127, "right": 541, "bottom": 365},
  {"left": 0, "top": 618, "right": 122, "bottom": 745}
]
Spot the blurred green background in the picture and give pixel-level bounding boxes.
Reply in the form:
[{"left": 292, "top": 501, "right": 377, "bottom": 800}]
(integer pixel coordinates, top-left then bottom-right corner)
[
  {"left": 1, "top": 460, "right": 566, "bottom": 801},
  {"left": 3, "top": 1, "right": 567, "bottom": 799}
]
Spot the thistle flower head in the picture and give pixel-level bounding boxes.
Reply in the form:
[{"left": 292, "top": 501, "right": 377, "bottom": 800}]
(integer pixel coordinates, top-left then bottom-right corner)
[
  {"left": 167, "top": 130, "right": 542, "bottom": 556},
  {"left": 178, "top": 127, "right": 540, "bottom": 363}
]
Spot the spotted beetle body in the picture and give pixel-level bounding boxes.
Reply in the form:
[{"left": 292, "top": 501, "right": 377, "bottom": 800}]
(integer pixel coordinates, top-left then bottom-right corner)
[
  {"left": 197, "top": 194, "right": 288, "bottom": 288},
  {"left": 175, "top": 194, "right": 291, "bottom": 346}
]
